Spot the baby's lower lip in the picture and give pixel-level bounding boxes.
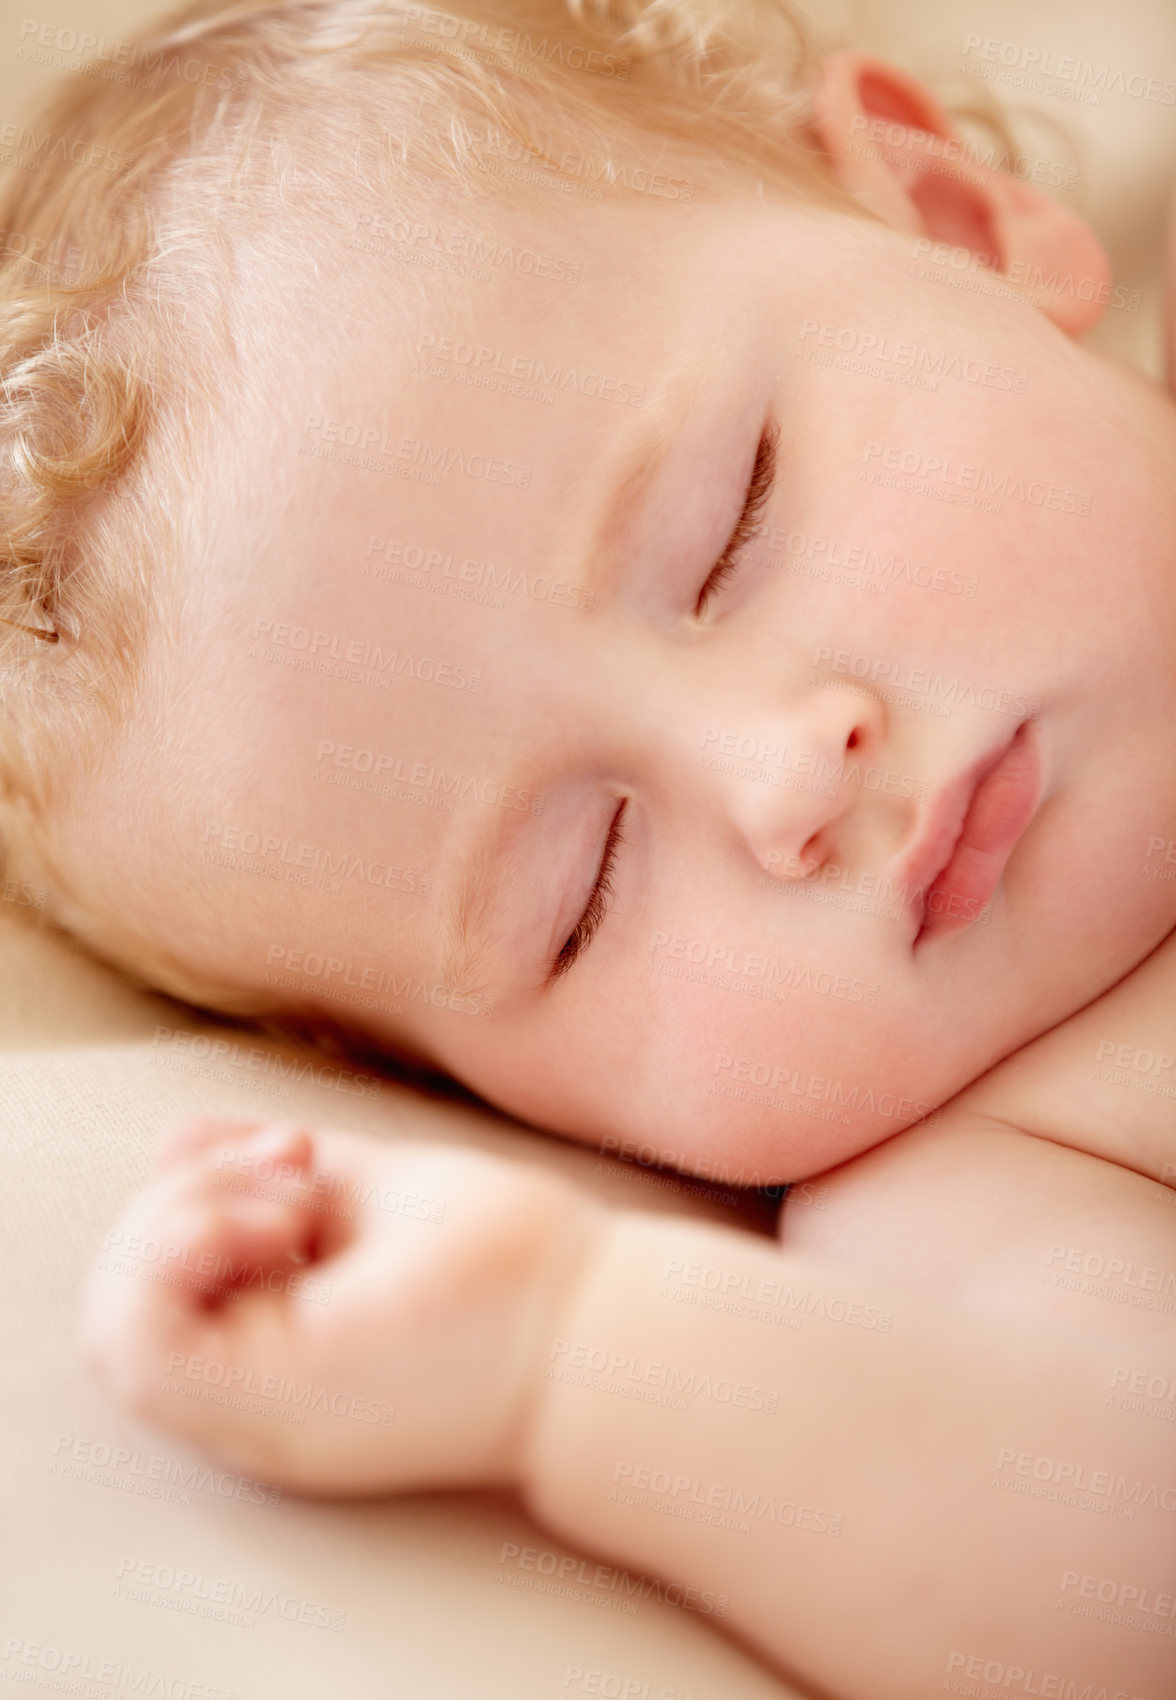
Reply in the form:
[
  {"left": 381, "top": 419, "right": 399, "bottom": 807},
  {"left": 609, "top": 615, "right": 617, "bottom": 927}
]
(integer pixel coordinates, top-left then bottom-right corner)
[{"left": 914, "top": 720, "right": 1042, "bottom": 947}]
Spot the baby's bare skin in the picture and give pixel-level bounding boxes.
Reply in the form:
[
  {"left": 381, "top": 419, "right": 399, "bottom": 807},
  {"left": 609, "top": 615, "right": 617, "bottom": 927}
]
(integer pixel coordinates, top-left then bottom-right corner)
[
  {"left": 785, "top": 931, "right": 1176, "bottom": 1345},
  {"left": 66, "top": 42, "right": 1176, "bottom": 1700},
  {"left": 82, "top": 927, "right": 1176, "bottom": 1700}
]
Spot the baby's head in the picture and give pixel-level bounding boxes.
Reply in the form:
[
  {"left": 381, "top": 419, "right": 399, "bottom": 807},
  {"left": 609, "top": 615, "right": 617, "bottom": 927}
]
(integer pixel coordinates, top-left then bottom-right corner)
[{"left": 5, "top": 0, "right": 1176, "bottom": 1182}]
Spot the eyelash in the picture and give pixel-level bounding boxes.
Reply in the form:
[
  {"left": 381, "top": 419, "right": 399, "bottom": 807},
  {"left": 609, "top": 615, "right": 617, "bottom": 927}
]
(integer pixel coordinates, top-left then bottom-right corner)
[
  {"left": 694, "top": 421, "right": 780, "bottom": 616},
  {"left": 551, "top": 802, "right": 627, "bottom": 981},
  {"left": 550, "top": 422, "right": 779, "bottom": 981}
]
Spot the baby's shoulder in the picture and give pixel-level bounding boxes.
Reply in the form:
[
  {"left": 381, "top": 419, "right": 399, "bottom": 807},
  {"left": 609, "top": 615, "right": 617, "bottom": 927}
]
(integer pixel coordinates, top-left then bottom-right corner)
[
  {"left": 781, "top": 929, "right": 1176, "bottom": 1337},
  {"left": 952, "top": 922, "right": 1176, "bottom": 1188},
  {"left": 782, "top": 1110, "right": 1175, "bottom": 1342}
]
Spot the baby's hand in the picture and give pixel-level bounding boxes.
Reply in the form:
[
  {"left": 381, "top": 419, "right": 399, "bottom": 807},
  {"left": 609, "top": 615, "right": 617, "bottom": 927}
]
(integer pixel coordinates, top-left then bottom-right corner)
[{"left": 80, "top": 1118, "right": 603, "bottom": 1495}]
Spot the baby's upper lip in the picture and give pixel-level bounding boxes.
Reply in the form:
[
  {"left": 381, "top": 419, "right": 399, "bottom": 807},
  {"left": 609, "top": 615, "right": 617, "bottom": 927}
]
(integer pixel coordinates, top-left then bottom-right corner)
[
  {"left": 896, "top": 727, "right": 1026, "bottom": 928},
  {"left": 903, "top": 753, "right": 1000, "bottom": 896}
]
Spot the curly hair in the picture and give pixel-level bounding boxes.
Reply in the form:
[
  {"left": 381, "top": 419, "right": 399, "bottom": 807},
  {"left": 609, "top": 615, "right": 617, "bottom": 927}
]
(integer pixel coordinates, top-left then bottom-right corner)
[{"left": 0, "top": 0, "right": 862, "bottom": 1011}]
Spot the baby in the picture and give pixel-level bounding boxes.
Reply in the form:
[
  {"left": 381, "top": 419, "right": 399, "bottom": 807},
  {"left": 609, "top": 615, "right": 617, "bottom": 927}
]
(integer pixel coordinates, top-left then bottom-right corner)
[{"left": 1, "top": 0, "right": 1173, "bottom": 1695}]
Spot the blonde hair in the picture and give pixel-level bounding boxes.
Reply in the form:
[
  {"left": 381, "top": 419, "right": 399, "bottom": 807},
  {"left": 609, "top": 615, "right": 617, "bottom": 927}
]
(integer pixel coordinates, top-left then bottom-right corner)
[{"left": 0, "top": 0, "right": 859, "bottom": 1014}]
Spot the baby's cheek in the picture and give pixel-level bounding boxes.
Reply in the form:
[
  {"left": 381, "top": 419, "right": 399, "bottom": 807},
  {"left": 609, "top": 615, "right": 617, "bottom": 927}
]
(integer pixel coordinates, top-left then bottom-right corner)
[{"left": 647, "top": 997, "right": 936, "bottom": 1184}]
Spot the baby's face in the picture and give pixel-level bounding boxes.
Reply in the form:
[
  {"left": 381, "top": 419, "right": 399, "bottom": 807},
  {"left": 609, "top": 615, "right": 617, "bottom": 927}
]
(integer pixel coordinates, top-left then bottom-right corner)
[{"left": 72, "top": 181, "right": 1176, "bottom": 1180}]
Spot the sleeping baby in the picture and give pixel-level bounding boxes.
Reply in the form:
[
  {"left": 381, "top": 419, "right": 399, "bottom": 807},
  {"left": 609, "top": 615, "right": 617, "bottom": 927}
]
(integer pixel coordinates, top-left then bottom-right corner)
[{"left": 0, "top": 1, "right": 1173, "bottom": 1695}]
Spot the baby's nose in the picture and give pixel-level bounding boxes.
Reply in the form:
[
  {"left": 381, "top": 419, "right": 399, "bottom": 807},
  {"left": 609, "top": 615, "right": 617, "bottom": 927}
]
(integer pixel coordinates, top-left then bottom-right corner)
[{"left": 719, "top": 687, "right": 882, "bottom": 881}]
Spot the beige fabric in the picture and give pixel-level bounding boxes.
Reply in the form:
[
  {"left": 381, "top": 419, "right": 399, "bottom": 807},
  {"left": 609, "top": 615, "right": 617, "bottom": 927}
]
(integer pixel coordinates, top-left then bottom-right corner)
[
  {"left": 2, "top": 2, "right": 1174, "bottom": 1695},
  {"left": 0, "top": 907, "right": 797, "bottom": 1700}
]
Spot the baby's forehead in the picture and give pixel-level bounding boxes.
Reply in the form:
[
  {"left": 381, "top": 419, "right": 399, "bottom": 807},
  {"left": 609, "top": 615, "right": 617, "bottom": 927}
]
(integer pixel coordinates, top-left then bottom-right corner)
[{"left": 197, "top": 200, "right": 701, "bottom": 588}]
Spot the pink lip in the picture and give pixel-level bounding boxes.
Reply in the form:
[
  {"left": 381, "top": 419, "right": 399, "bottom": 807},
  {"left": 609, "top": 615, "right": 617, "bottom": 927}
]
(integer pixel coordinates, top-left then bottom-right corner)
[{"left": 901, "top": 719, "right": 1042, "bottom": 947}]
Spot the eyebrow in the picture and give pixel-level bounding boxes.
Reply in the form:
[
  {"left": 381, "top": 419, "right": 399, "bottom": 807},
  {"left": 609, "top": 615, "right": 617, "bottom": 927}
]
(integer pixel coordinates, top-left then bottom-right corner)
[
  {"left": 575, "top": 354, "right": 710, "bottom": 602},
  {"left": 439, "top": 797, "right": 537, "bottom": 999},
  {"left": 439, "top": 358, "right": 710, "bottom": 999}
]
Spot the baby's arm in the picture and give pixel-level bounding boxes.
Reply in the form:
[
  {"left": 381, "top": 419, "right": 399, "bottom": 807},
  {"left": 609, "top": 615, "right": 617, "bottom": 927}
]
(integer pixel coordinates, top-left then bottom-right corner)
[
  {"left": 523, "top": 1211, "right": 1172, "bottom": 1700},
  {"left": 83, "top": 1119, "right": 1173, "bottom": 1700}
]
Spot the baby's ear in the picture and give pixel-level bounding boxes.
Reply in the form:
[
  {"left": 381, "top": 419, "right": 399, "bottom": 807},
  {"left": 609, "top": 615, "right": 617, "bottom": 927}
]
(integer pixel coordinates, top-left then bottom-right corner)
[{"left": 808, "top": 51, "right": 1111, "bottom": 336}]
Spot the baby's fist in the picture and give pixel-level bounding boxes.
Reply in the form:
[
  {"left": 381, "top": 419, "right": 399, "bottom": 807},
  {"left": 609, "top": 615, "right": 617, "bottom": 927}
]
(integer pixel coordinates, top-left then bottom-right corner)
[{"left": 80, "top": 1118, "right": 603, "bottom": 1496}]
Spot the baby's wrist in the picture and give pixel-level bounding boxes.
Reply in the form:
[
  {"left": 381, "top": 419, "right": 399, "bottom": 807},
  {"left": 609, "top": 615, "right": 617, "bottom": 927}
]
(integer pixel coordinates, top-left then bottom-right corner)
[{"left": 496, "top": 1183, "right": 611, "bottom": 1491}]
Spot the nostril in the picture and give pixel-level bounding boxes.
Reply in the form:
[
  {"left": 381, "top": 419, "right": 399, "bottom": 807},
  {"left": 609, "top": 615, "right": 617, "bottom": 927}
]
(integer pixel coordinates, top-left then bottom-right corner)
[
  {"left": 798, "top": 833, "right": 826, "bottom": 876},
  {"left": 846, "top": 728, "right": 860, "bottom": 751}
]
